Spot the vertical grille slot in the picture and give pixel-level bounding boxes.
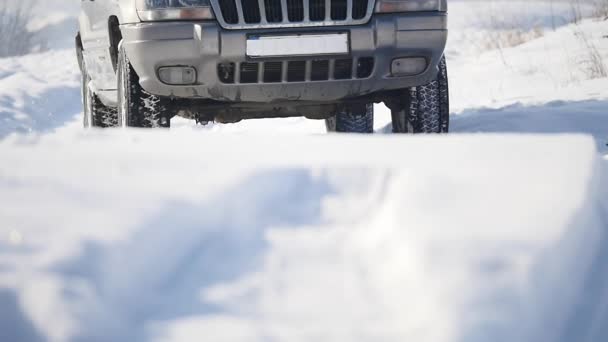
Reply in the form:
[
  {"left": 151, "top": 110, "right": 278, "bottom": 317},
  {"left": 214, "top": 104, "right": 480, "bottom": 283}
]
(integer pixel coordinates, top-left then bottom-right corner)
[
  {"left": 287, "top": 0, "right": 304, "bottom": 22},
  {"left": 309, "top": 0, "right": 325, "bottom": 21},
  {"left": 218, "top": 63, "right": 236, "bottom": 84},
  {"left": 311, "top": 60, "right": 330, "bottom": 81},
  {"left": 287, "top": 61, "right": 306, "bottom": 82},
  {"left": 331, "top": 0, "right": 347, "bottom": 20},
  {"left": 219, "top": 0, "right": 239, "bottom": 24},
  {"left": 334, "top": 59, "right": 352, "bottom": 79},
  {"left": 264, "top": 0, "right": 283, "bottom": 22},
  {"left": 240, "top": 62, "right": 259, "bottom": 83},
  {"left": 263, "top": 62, "right": 283, "bottom": 83},
  {"left": 241, "top": 0, "right": 261, "bottom": 23},
  {"left": 352, "top": 0, "right": 368, "bottom": 19},
  {"left": 356, "top": 57, "right": 374, "bottom": 78}
]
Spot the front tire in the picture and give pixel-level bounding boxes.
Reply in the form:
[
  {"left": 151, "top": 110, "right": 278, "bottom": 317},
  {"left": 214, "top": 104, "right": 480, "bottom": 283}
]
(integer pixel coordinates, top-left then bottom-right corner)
[
  {"left": 326, "top": 103, "right": 374, "bottom": 133},
  {"left": 82, "top": 72, "right": 118, "bottom": 128},
  {"left": 117, "top": 46, "right": 170, "bottom": 128},
  {"left": 391, "top": 56, "right": 449, "bottom": 133}
]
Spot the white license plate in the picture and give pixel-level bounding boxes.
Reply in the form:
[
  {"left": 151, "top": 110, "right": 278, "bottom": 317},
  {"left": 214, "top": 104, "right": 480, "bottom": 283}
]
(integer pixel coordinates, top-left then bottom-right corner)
[{"left": 246, "top": 33, "right": 349, "bottom": 57}]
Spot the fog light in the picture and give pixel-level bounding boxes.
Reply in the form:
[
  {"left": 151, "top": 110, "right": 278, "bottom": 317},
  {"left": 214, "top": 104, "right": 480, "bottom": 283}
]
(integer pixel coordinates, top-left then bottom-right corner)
[
  {"left": 391, "top": 57, "right": 427, "bottom": 76},
  {"left": 158, "top": 66, "right": 197, "bottom": 85}
]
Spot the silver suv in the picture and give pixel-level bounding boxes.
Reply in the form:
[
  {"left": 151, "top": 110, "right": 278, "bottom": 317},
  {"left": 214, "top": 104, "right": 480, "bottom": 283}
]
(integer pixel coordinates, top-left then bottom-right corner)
[{"left": 76, "top": 0, "right": 449, "bottom": 133}]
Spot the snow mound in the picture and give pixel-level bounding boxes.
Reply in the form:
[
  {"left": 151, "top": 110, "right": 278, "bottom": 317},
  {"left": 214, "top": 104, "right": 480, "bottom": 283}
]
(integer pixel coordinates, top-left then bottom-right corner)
[
  {"left": 451, "top": 99, "right": 608, "bottom": 154},
  {"left": 449, "top": 19, "right": 608, "bottom": 111},
  {"left": 0, "top": 49, "right": 81, "bottom": 137},
  {"left": 0, "top": 132, "right": 606, "bottom": 342}
]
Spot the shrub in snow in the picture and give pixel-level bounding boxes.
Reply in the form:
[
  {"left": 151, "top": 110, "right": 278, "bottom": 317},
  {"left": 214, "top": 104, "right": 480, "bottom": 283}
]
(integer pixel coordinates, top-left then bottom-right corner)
[
  {"left": 482, "top": 27, "right": 545, "bottom": 51},
  {"left": 0, "top": 2, "right": 36, "bottom": 58},
  {"left": 592, "top": 0, "right": 608, "bottom": 18},
  {"left": 575, "top": 30, "right": 608, "bottom": 79},
  {"left": 470, "top": 3, "right": 547, "bottom": 52}
]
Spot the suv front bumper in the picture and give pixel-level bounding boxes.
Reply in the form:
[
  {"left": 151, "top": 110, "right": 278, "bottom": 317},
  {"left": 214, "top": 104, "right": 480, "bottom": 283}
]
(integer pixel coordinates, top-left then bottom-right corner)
[{"left": 120, "top": 12, "right": 447, "bottom": 103}]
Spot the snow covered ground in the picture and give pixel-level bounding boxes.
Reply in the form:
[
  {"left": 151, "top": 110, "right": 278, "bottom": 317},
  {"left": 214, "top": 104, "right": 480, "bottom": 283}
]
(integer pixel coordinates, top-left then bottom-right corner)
[{"left": 0, "top": 1, "right": 607, "bottom": 341}]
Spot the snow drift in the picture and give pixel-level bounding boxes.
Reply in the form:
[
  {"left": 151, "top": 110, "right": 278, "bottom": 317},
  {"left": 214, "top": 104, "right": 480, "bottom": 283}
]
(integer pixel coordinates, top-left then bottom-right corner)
[{"left": 0, "top": 132, "right": 606, "bottom": 342}]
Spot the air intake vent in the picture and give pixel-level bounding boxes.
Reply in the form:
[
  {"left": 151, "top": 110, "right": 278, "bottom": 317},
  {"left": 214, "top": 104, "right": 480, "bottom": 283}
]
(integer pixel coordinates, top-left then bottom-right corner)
[
  {"left": 311, "top": 60, "right": 330, "bottom": 81},
  {"left": 334, "top": 59, "right": 352, "bottom": 80},
  {"left": 263, "top": 62, "right": 283, "bottom": 83},
  {"left": 217, "top": 58, "right": 374, "bottom": 84},
  {"left": 287, "top": 61, "right": 306, "bottom": 82},
  {"left": 240, "top": 62, "right": 259, "bottom": 83}
]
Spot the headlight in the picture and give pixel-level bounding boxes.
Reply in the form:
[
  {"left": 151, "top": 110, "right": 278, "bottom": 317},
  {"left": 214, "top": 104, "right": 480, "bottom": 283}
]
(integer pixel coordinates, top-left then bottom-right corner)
[
  {"left": 375, "top": 0, "right": 447, "bottom": 13},
  {"left": 137, "top": 0, "right": 215, "bottom": 21}
]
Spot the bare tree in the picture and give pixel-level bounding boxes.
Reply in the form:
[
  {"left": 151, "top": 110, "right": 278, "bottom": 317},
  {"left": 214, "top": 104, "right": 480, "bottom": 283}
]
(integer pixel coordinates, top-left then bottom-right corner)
[
  {"left": 0, "top": 2, "right": 36, "bottom": 57},
  {"left": 550, "top": 0, "right": 556, "bottom": 31},
  {"left": 592, "top": 0, "right": 608, "bottom": 19},
  {"left": 570, "top": 0, "right": 583, "bottom": 24}
]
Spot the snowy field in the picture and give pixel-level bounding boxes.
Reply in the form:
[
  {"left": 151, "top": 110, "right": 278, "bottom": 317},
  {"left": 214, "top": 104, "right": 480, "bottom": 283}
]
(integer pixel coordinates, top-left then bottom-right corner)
[{"left": 1, "top": 0, "right": 608, "bottom": 341}]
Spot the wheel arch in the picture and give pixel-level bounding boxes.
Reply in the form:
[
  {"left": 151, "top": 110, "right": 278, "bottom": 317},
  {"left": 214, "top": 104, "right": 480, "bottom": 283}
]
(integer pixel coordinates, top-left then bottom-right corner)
[
  {"left": 108, "top": 16, "right": 123, "bottom": 73},
  {"left": 75, "top": 32, "right": 84, "bottom": 73}
]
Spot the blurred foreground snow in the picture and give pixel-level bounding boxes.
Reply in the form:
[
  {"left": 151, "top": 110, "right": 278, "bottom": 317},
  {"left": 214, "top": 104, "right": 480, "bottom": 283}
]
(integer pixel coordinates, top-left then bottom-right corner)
[{"left": 0, "top": 132, "right": 606, "bottom": 342}]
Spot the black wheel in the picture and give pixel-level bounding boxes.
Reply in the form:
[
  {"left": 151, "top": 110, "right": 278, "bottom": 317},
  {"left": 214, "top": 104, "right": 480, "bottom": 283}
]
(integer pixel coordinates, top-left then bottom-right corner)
[
  {"left": 117, "top": 46, "right": 170, "bottom": 128},
  {"left": 391, "top": 56, "right": 449, "bottom": 133},
  {"left": 82, "top": 71, "right": 118, "bottom": 128},
  {"left": 326, "top": 103, "right": 374, "bottom": 133}
]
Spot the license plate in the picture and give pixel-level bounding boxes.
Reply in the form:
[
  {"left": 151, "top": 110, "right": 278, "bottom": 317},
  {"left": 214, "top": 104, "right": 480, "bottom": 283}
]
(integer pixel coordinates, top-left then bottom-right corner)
[{"left": 246, "top": 33, "right": 349, "bottom": 57}]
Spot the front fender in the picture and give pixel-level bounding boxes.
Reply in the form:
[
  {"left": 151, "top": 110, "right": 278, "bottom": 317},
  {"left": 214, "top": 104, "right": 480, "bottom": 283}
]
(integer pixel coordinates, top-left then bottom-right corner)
[{"left": 117, "top": 0, "right": 141, "bottom": 24}]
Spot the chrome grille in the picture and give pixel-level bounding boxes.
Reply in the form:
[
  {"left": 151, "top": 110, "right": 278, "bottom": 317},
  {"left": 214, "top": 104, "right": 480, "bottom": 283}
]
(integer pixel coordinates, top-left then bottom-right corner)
[{"left": 211, "top": 0, "right": 375, "bottom": 29}]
